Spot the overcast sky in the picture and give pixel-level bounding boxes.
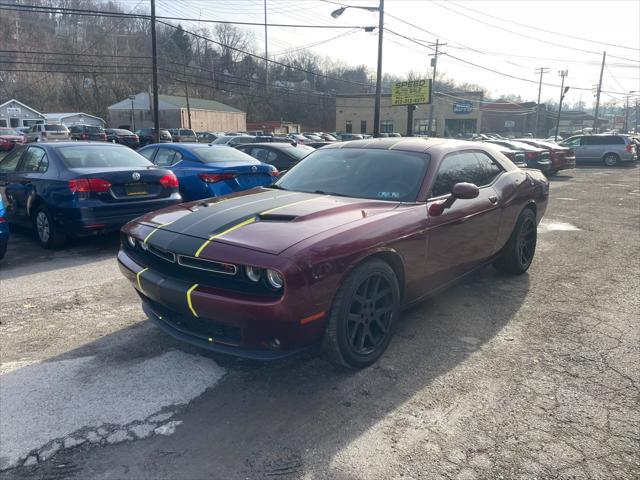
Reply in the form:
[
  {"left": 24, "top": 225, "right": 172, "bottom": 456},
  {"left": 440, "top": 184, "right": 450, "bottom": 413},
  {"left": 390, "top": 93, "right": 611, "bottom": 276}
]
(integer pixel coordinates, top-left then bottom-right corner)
[{"left": 150, "top": 0, "right": 640, "bottom": 107}]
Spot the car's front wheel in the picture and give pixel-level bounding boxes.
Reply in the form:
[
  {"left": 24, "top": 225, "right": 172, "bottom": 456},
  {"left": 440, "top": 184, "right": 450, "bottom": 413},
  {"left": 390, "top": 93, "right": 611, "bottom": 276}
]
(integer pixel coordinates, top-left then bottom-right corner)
[
  {"left": 33, "top": 206, "right": 66, "bottom": 249},
  {"left": 323, "top": 259, "right": 400, "bottom": 368}
]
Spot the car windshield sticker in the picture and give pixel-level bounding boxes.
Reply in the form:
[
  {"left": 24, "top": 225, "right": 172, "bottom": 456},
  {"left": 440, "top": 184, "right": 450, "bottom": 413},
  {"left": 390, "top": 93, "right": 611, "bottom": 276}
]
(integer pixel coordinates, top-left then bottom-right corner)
[{"left": 377, "top": 192, "right": 400, "bottom": 199}]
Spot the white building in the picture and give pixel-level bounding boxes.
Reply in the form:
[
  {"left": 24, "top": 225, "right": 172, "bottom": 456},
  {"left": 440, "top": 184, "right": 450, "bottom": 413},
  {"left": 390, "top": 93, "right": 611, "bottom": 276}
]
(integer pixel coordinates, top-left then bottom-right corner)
[{"left": 44, "top": 112, "right": 106, "bottom": 127}]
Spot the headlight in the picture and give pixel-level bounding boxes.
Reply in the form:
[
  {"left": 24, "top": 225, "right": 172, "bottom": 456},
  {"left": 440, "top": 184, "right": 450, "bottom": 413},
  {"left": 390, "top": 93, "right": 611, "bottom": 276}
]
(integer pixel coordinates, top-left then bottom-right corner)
[
  {"left": 127, "top": 235, "right": 137, "bottom": 248},
  {"left": 266, "top": 269, "right": 284, "bottom": 289},
  {"left": 245, "top": 265, "right": 262, "bottom": 282}
]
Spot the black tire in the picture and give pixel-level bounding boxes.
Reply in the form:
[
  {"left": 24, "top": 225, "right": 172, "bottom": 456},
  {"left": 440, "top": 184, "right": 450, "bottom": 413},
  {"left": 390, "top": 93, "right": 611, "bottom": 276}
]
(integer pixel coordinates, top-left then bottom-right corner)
[
  {"left": 322, "top": 259, "right": 400, "bottom": 369},
  {"left": 0, "top": 235, "right": 7, "bottom": 260},
  {"left": 33, "top": 205, "right": 66, "bottom": 249},
  {"left": 493, "top": 208, "right": 537, "bottom": 274},
  {"left": 603, "top": 153, "right": 619, "bottom": 166}
]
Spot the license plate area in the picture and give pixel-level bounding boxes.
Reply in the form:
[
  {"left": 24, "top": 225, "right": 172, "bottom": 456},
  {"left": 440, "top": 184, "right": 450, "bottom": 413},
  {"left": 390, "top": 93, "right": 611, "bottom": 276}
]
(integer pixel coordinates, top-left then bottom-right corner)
[{"left": 125, "top": 183, "right": 148, "bottom": 196}]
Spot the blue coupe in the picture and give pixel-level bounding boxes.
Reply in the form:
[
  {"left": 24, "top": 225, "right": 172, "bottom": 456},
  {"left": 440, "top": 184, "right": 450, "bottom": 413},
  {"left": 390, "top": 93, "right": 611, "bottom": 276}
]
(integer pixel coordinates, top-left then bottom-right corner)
[
  {"left": 0, "top": 143, "right": 182, "bottom": 248},
  {"left": 137, "top": 143, "right": 278, "bottom": 202},
  {"left": 0, "top": 193, "right": 8, "bottom": 259}
]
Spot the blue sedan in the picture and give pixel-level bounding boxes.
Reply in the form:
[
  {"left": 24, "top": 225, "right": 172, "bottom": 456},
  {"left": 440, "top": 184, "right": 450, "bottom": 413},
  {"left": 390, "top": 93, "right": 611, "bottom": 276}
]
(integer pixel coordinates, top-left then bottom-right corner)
[
  {"left": 0, "top": 194, "right": 8, "bottom": 259},
  {"left": 0, "top": 143, "right": 182, "bottom": 248},
  {"left": 137, "top": 143, "right": 277, "bottom": 202}
]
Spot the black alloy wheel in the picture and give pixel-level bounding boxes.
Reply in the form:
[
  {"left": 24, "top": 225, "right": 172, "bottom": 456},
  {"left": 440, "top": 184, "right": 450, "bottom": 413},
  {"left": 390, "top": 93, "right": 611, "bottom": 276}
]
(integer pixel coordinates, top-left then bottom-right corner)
[
  {"left": 493, "top": 208, "right": 537, "bottom": 274},
  {"left": 323, "top": 259, "right": 400, "bottom": 368},
  {"left": 517, "top": 215, "right": 536, "bottom": 270},
  {"left": 347, "top": 273, "right": 394, "bottom": 356}
]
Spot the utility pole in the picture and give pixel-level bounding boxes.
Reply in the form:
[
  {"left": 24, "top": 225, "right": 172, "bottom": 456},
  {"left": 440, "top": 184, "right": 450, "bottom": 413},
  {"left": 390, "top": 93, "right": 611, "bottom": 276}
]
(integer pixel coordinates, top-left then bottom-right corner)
[
  {"left": 372, "top": 0, "right": 384, "bottom": 137},
  {"left": 624, "top": 95, "right": 630, "bottom": 133},
  {"left": 554, "top": 70, "right": 569, "bottom": 141},
  {"left": 636, "top": 96, "right": 639, "bottom": 134},
  {"left": 406, "top": 104, "right": 415, "bottom": 136},
  {"left": 427, "top": 39, "right": 446, "bottom": 137},
  {"left": 592, "top": 51, "right": 606, "bottom": 133},
  {"left": 264, "top": 0, "right": 269, "bottom": 93},
  {"left": 150, "top": 0, "right": 160, "bottom": 139},
  {"left": 535, "top": 67, "right": 549, "bottom": 137},
  {"left": 184, "top": 77, "right": 192, "bottom": 129}
]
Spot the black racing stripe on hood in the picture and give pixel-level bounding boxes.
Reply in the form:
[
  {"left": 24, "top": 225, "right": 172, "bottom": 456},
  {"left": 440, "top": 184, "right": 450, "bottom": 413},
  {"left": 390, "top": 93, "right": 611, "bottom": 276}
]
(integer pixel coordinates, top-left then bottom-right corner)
[
  {"left": 148, "top": 228, "right": 205, "bottom": 255},
  {"left": 155, "top": 191, "right": 312, "bottom": 241}
]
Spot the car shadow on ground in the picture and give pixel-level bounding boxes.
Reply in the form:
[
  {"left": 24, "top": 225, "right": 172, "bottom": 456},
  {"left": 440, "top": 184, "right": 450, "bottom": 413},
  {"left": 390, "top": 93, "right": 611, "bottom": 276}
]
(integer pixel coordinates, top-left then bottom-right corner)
[
  {"left": 4, "top": 264, "right": 531, "bottom": 479},
  {"left": 0, "top": 227, "right": 120, "bottom": 281}
]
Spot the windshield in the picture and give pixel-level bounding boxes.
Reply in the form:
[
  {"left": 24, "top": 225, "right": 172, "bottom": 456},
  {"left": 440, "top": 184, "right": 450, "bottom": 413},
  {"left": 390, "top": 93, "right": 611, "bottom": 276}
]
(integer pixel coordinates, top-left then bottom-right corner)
[
  {"left": 275, "top": 148, "right": 429, "bottom": 202},
  {"left": 57, "top": 145, "right": 153, "bottom": 168},
  {"left": 45, "top": 124, "right": 68, "bottom": 132},
  {"left": 0, "top": 128, "right": 19, "bottom": 135},
  {"left": 194, "top": 146, "right": 258, "bottom": 164}
]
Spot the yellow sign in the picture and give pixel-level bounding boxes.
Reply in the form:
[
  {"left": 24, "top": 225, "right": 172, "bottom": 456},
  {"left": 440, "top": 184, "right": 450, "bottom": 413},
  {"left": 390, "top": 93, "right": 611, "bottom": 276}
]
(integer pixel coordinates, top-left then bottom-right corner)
[{"left": 391, "top": 79, "right": 432, "bottom": 106}]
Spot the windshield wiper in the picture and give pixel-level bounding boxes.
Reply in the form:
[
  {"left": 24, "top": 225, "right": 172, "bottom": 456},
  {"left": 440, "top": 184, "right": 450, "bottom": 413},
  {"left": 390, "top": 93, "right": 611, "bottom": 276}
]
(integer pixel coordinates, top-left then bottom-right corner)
[
  {"left": 267, "top": 184, "right": 288, "bottom": 190},
  {"left": 312, "top": 190, "right": 354, "bottom": 198}
]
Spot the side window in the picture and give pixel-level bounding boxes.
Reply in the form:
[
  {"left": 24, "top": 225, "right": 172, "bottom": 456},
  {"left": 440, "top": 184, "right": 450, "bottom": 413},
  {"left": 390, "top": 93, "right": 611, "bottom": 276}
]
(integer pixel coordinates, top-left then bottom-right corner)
[
  {"left": 582, "top": 136, "right": 596, "bottom": 146},
  {"left": 431, "top": 151, "right": 484, "bottom": 198},
  {"left": 602, "top": 136, "right": 624, "bottom": 145},
  {"left": 564, "top": 137, "right": 582, "bottom": 147},
  {"left": 153, "top": 148, "right": 176, "bottom": 167},
  {"left": 139, "top": 148, "right": 156, "bottom": 161},
  {"left": 0, "top": 149, "right": 24, "bottom": 173},
  {"left": 473, "top": 152, "right": 503, "bottom": 186},
  {"left": 172, "top": 151, "right": 184, "bottom": 165},
  {"left": 250, "top": 147, "right": 270, "bottom": 163},
  {"left": 19, "top": 147, "right": 48, "bottom": 173}
]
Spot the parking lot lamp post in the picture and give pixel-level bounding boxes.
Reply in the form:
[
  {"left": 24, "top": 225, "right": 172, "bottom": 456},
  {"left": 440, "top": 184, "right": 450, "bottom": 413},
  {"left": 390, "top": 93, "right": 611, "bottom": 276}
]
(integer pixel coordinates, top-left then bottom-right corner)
[
  {"left": 129, "top": 95, "right": 136, "bottom": 131},
  {"left": 554, "top": 70, "right": 569, "bottom": 141},
  {"left": 331, "top": 1, "right": 384, "bottom": 137}
]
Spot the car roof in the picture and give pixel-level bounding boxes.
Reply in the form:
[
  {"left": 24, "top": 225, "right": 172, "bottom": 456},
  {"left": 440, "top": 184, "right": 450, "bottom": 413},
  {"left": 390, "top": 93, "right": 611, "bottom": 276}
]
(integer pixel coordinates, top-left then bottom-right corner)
[
  {"left": 321, "top": 137, "right": 472, "bottom": 154},
  {"left": 24, "top": 141, "right": 123, "bottom": 149},
  {"left": 238, "top": 142, "right": 297, "bottom": 149}
]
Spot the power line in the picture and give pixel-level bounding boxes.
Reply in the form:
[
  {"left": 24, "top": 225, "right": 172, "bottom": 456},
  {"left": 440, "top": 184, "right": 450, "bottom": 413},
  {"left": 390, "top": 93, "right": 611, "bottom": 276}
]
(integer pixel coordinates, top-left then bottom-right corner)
[
  {"left": 445, "top": 0, "right": 640, "bottom": 52},
  {"left": 0, "top": 49, "right": 151, "bottom": 59},
  {"left": 0, "top": 3, "right": 373, "bottom": 29},
  {"left": 431, "top": 1, "right": 640, "bottom": 64}
]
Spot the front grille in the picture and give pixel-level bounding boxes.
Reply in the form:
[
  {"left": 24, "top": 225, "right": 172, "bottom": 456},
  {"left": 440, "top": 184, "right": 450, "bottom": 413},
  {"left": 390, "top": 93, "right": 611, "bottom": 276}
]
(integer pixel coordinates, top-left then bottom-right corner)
[
  {"left": 123, "top": 239, "right": 282, "bottom": 299},
  {"left": 148, "top": 244, "right": 176, "bottom": 263},
  {"left": 146, "top": 296, "right": 242, "bottom": 346},
  {"left": 177, "top": 255, "right": 237, "bottom": 275}
]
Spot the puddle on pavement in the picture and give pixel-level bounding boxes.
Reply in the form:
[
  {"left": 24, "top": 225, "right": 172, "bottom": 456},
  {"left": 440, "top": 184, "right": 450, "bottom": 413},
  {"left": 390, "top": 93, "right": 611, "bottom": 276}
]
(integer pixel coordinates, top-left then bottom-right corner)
[{"left": 538, "top": 220, "right": 581, "bottom": 233}]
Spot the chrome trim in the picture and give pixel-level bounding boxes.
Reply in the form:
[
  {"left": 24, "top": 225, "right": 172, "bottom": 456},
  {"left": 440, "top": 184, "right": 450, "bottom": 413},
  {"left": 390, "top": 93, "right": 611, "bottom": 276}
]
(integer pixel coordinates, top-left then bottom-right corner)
[{"left": 177, "top": 255, "right": 238, "bottom": 275}]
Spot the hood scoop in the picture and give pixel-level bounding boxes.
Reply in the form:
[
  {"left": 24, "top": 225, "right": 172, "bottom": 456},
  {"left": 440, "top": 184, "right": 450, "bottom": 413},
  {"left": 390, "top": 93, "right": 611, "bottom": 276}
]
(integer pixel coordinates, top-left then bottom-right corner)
[{"left": 258, "top": 213, "right": 298, "bottom": 222}]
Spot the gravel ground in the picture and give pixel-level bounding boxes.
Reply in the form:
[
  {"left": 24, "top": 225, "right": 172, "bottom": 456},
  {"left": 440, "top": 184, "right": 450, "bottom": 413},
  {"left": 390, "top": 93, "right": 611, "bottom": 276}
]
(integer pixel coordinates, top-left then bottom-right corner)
[{"left": 0, "top": 165, "right": 638, "bottom": 480}]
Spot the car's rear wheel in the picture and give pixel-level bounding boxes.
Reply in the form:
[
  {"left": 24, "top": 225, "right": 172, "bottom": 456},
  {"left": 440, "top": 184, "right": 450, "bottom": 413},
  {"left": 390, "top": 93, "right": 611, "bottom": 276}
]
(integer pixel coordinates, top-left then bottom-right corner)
[
  {"left": 33, "top": 206, "right": 66, "bottom": 249},
  {"left": 493, "top": 208, "right": 537, "bottom": 274},
  {"left": 603, "top": 153, "right": 619, "bottom": 166},
  {"left": 322, "top": 259, "right": 400, "bottom": 368}
]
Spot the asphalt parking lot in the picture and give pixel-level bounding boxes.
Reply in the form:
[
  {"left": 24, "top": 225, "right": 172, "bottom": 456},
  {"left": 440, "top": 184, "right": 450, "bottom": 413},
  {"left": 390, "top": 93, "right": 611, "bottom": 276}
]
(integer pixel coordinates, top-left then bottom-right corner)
[{"left": 0, "top": 165, "right": 639, "bottom": 480}]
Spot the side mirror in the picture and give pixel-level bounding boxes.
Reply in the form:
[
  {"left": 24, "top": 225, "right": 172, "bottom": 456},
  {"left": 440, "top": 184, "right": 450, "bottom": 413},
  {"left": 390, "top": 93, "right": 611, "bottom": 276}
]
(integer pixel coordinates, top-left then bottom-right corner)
[
  {"left": 452, "top": 182, "right": 480, "bottom": 200},
  {"left": 428, "top": 182, "right": 479, "bottom": 216}
]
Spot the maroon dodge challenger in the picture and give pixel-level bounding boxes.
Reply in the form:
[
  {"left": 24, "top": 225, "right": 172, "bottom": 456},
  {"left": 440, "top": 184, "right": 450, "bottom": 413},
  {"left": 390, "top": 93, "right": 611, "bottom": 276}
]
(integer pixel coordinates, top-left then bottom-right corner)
[{"left": 118, "top": 138, "right": 549, "bottom": 368}]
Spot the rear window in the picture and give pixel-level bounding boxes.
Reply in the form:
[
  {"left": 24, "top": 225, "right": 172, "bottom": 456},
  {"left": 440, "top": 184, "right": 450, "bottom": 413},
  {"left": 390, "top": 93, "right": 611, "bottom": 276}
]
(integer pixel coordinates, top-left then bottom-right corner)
[
  {"left": 84, "top": 126, "right": 104, "bottom": 133},
  {"left": 57, "top": 145, "right": 153, "bottom": 168},
  {"left": 45, "top": 124, "right": 68, "bottom": 132},
  {"left": 193, "top": 146, "right": 258, "bottom": 164},
  {"left": 179, "top": 129, "right": 195, "bottom": 136},
  {"left": 114, "top": 129, "right": 133, "bottom": 135},
  {"left": 287, "top": 146, "right": 315, "bottom": 160}
]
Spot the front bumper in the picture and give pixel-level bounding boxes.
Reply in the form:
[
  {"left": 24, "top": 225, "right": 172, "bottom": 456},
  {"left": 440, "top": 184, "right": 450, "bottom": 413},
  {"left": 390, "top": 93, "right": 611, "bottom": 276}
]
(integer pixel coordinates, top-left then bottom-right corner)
[{"left": 117, "top": 248, "right": 325, "bottom": 360}]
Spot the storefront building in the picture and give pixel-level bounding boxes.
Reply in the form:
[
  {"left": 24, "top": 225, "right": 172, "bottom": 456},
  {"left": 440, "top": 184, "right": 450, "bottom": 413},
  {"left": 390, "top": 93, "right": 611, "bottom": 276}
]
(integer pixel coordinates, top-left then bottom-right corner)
[{"left": 335, "top": 91, "right": 483, "bottom": 137}]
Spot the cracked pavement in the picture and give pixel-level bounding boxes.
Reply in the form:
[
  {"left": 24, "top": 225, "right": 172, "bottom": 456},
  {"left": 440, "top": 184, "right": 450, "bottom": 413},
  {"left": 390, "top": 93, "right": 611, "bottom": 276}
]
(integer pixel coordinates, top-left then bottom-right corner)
[{"left": 0, "top": 165, "right": 638, "bottom": 479}]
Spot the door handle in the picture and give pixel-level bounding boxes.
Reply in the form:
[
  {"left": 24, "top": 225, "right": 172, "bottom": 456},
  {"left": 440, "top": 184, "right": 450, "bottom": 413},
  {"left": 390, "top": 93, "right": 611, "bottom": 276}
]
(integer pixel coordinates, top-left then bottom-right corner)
[{"left": 488, "top": 195, "right": 498, "bottom": 204}]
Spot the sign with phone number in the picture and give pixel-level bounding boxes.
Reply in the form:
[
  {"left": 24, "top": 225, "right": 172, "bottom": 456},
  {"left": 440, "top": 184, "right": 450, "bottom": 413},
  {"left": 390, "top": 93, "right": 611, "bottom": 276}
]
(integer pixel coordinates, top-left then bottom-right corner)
[{"left": 391, "top": 79, "right": 432, "bottom": 106}]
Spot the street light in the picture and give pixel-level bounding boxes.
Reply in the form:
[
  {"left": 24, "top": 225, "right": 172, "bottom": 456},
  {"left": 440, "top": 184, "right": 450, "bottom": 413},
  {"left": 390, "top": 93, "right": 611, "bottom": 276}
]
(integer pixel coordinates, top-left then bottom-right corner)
[{"left": 331, "top": 1, "right": 384, "bottom": 137}]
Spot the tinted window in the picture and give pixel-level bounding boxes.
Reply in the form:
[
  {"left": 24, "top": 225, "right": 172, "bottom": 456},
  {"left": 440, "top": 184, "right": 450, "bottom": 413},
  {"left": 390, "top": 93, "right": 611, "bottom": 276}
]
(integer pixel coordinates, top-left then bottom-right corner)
[
  {"left": 431, "top": 151, "right": 488, "bottom": 197},
  {"left": 473, "top": 152, "right": 503, "bottom": 185},
  {"left": 44, "top": 125, "right": 68, "bottom": 132},
  {"left": 0, "top": 148, "right": 24, "bottom": 173},
  {"left": 20, "top": 147, "right": 48, "bottom": 173},
  {"left": 276, "top": 149, "right": 429, "bottom": 202},
  {"left": 84, "top": 126, "right": 103, "bottom": 133},
  {"left": 114, "top": 129, "right": 133, "bottom": 135},
  {"left": 194, "top": 146, "right": 257, "bottom": 164},
  {"left": 249, "top": 147, "right": 273, "bottom": 163},
  {"left": 179, "top": 129, "right": 195, "bottom": 136},
  {"left": 599, "top": 136, "right": 625, "bottom": 145},
  {"left": 287, "top": 146, "right": 314, "bottom": 160},
  {"left": 138, "top": 148, "right": 156, "bottom": 161},
  {"left": 153, "top": 149, "right": 176, "bottom": 167},
  {"left": 57, "top": 146, "right": 153, "bottom": 168}
]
